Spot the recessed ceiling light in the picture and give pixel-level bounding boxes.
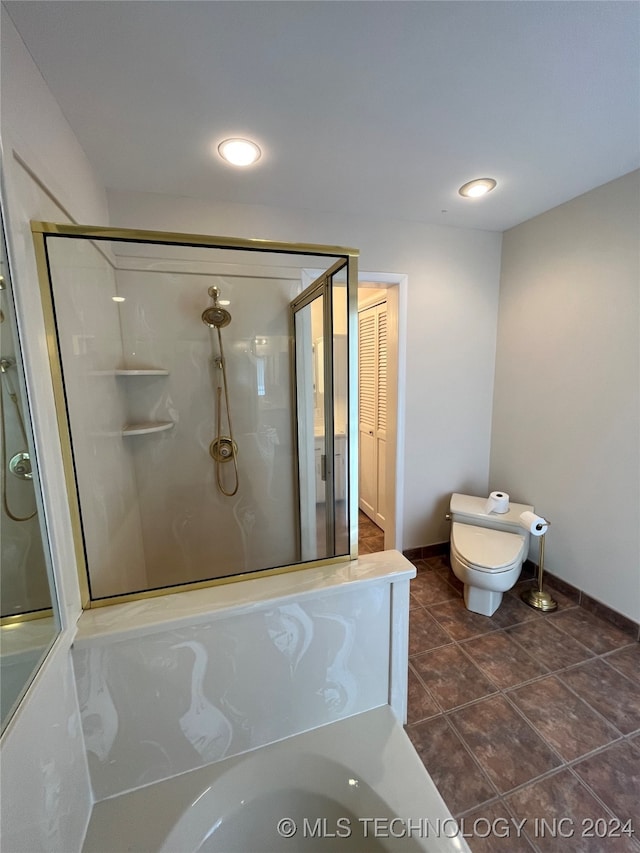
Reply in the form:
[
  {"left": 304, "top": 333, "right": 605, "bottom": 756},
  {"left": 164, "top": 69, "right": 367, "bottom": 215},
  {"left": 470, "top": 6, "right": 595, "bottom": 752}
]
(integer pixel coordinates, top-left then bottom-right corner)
[
  {"left": 458, "top": 178, "right": 497, "bottom": 198},
  {"left": 112, "top": 296, "right": 126, "bottom": 302},
  {"left": 218, "top": 138, "right": 261, "bottom": 167}
]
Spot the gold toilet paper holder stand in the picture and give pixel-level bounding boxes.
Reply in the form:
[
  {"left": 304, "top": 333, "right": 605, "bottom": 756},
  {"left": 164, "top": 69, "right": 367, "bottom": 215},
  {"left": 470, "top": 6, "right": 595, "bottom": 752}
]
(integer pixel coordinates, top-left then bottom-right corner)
[{"left": 521, "top": 523, "right": 558, "bottom": 612}]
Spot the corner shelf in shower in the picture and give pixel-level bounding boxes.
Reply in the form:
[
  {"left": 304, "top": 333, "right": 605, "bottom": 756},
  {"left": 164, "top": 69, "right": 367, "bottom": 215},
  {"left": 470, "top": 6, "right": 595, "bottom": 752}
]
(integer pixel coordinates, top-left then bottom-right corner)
[
  {"left": 113, "top": 369, "right": 173, "bottom": 435},
  {"left": 121, "top": 421, "right": 174, "bottom": 436}
]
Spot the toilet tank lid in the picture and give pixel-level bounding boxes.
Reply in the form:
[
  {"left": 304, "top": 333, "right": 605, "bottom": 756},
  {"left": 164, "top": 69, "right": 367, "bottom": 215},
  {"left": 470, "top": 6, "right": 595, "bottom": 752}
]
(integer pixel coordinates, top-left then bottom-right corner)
[{"left": 450, "top": 493, "right": 534, "bottom": 525}]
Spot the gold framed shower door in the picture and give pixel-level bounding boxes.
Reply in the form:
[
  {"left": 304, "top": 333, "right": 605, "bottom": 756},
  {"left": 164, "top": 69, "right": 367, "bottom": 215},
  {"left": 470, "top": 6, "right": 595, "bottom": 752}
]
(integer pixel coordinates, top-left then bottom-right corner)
[{"left": 31, "top": 221, "right": 359, "bottom": 609}]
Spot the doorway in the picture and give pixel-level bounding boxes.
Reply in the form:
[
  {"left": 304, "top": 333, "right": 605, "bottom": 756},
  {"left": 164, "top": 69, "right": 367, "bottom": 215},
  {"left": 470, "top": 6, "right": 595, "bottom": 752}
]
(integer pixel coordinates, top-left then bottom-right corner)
[
  {"left": 300, "top": 266, "right": 405, "bottom": 558},
  {"left": 357, "top": 275, "right": 405, "bottom": 555},
  {"left": 358, "top": 291, "right": 387, "bottom": 532}
]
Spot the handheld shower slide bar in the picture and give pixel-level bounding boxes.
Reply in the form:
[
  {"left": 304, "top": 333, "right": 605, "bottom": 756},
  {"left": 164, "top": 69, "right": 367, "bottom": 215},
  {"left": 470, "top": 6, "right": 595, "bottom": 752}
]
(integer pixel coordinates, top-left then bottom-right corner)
[{"left": 202, "top": 287, "right": 238, "bottom": 497}]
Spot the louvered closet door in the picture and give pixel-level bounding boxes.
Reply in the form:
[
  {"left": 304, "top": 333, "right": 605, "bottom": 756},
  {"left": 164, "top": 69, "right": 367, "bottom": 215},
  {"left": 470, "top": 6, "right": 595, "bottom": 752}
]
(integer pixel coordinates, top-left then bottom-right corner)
[{"left": 358, "top": 302, "right": 387, "bottom": 529}]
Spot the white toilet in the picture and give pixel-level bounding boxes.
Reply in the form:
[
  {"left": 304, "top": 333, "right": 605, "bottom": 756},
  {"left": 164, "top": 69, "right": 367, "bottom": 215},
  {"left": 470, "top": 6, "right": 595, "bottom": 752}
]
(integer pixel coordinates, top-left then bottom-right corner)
[{"left": 448, "top": 493, "right": 534, "bottom": 617}]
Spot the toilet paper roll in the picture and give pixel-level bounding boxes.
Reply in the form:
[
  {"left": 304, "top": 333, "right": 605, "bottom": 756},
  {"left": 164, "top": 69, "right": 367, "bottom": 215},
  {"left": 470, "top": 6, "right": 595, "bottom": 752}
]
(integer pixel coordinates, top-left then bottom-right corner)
[
  {"left": 519, "top": 511, "right": 549, "bottom": 537},
  {"left": 484, "top": 491, "right": 510, "bottom": 514}
]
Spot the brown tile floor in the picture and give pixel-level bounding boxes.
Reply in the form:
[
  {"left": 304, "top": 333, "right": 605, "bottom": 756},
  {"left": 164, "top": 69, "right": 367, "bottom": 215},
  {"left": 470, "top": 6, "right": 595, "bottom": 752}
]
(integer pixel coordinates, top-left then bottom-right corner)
[
  {"left": 406, "top": 555, "right": 640, "bottom": 852},
  {"left": 358, "top": 510, "right": 385, "bottom": 553}
]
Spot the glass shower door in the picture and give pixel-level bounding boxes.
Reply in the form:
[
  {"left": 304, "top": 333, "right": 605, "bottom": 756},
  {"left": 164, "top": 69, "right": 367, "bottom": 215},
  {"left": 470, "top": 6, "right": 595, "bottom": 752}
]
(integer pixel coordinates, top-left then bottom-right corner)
[{"left": 291, "top": 260, "right": 348, "bottom": 561}]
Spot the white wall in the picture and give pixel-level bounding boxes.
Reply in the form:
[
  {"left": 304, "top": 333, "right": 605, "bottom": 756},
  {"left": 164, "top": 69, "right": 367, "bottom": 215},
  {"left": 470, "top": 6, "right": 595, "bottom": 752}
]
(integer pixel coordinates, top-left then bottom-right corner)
[
  {"left": 108, "top": 190, "right": 504, "bottom": 549},
  {"left": 0, "top": 10, "right": 108, "bottom": 849},
  {"left": 490, "top": 171, "right": 640, "bottom": 622}
]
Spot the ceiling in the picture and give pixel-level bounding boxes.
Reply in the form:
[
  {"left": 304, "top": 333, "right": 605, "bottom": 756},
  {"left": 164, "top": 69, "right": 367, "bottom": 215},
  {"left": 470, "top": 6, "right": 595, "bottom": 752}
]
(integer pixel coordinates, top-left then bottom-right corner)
[{"left": 5, "top": 1, "right": 639, "bottom": 232}]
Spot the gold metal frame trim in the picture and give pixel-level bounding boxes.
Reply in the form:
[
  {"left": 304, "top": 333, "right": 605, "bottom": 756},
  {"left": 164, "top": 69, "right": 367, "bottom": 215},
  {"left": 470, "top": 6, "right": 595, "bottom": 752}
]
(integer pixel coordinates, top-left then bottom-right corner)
[
  {"left": 30, "top": 222, "right": 359, "bottom": 260},
  {"left": 346, "top": 255, "right": 359, "bottom": 560},
  {"left": 31, "top": 221, "right": 359, "bottom": 610},
  {"left": 86, "top": 555, "right": 354, "bottom": 609},
  {"left": 32, "top": 229, "right": 91, "bottom": 607},
  {"left": 289, "top": 261, "right": 347, "bottom": 559},
  {"left": 1, "top": 609, "right": 54, "bottom": 627}
]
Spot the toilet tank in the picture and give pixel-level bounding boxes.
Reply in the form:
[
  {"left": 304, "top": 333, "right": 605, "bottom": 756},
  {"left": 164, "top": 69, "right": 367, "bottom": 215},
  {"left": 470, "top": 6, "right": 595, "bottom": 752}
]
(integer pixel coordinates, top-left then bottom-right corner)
[{"left": 450, "top": 494, "right": 534, "bottom": 557}]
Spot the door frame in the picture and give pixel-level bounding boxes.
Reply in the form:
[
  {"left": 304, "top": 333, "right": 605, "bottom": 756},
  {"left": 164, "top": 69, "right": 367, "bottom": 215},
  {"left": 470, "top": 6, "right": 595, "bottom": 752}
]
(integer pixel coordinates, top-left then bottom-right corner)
[{"left": 302, "top": 268, "right": 407, "bottom": 553}]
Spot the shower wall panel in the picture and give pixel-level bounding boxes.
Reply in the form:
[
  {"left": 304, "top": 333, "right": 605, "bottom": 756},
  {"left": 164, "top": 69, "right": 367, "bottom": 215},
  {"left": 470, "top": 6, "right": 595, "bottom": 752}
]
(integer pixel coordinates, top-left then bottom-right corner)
[
  {"left": 72, "top": 575, "right": 392, "bottom": 800},
  {"left": 46, "top": 239, "right": 147, "bottom": 598},
  {"left": 114, "top": 268, "right": 298, "bottom": 587}
]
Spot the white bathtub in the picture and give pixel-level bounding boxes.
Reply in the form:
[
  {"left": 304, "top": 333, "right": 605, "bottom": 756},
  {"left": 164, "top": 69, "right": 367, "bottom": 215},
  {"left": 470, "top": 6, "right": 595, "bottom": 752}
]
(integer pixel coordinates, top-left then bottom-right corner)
[{"left": 83, "top": 706, "right": 471, "bottom": 853}]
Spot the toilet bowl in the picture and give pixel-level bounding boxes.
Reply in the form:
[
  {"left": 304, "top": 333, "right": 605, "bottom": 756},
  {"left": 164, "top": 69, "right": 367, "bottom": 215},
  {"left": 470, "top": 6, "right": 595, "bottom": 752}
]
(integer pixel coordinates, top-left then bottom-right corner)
[{"left": 448, "top": 493, "right": 533, "bottom": 617}]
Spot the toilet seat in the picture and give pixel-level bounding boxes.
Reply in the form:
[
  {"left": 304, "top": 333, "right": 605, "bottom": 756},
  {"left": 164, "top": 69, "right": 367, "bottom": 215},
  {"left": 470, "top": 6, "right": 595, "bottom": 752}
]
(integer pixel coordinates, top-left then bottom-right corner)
[
  {"left": 451, "top": 522, "right": 526, "bottom": 572},
  {"left": 451, "top": 544, "right": 519, "bottom": 575}
]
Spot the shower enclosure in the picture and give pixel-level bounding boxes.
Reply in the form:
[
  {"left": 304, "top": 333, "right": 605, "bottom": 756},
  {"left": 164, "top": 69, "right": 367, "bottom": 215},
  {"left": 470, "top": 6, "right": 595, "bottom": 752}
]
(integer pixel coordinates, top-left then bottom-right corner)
[{"left": 32, "top": 223, "right": 358, "bottom": 606}]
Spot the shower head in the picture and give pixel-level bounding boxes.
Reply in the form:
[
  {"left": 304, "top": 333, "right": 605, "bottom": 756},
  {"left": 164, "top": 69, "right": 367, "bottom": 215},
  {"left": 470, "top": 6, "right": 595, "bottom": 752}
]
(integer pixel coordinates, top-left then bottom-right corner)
[
  {"left": 202, "top": 285, "right": 231, "bottom": 328},
  {"left": 202, "top": 306, "right": 231, "bottom": 328}
]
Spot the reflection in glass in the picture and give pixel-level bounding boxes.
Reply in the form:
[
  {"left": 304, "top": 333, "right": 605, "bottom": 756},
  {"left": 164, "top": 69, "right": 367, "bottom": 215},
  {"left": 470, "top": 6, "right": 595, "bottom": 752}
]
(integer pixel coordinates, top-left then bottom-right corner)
[
  {"left": 291, "top": 263, "right": 350, "bottom": 562},
  {"left": 331, "top": 267, "right": 349, "bottom": 556},
  {"left": 0, "top": 204, "right": 58, "bottom": 733},
  {"left": 39, "top": 233, "right": 355, "bottom": 603},
  {"left": 294, "top": 289, "right": 329, "bottom": 560}
]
